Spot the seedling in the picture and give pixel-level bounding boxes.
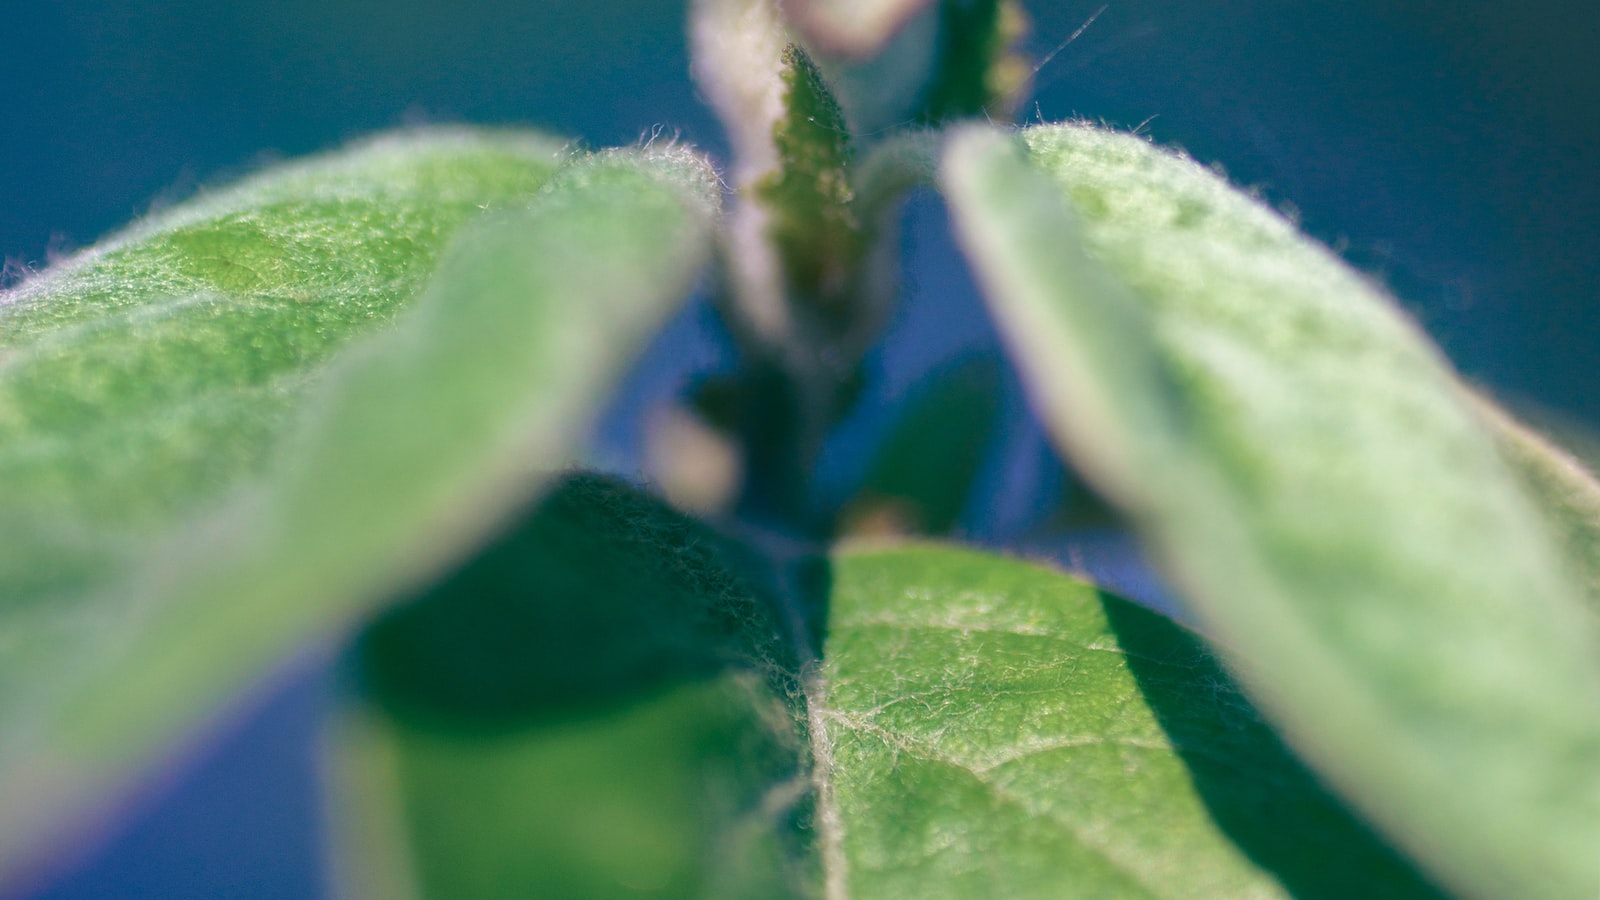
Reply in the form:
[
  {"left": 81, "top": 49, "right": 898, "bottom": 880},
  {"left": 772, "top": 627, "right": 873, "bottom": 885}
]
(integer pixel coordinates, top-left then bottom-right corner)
[{"left": 1, "top": 2, "right": 1596, "bottom": 897}]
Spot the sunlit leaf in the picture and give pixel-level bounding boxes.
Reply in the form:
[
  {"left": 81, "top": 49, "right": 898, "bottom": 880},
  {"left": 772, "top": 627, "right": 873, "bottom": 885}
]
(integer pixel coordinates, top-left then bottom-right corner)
[
  {"left": 0, "top": 128, "right": 568, "bottom": 610},
  {"left": 1472, "top": 393, "right": 1600, "bottom": 614},
  {"left": 940, "top": 123, "right": 1600, "bottom": 898},
  {"left": 0, "top": 140, "right": 720, "bottom": 877},
  {"left": 820, "top": 544, "right": 1440, "bottom": 898}
]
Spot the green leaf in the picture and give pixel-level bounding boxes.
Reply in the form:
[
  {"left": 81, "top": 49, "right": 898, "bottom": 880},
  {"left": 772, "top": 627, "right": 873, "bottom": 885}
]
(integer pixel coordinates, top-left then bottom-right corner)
[
  {"left": 0, "top": 128, "right": 568, "bottom": 607},
  {"left": 690, "top": 12, "right": 911, "bottom": 529},
  {"left": 913, "top": 0, "right": 1029, "bottom": 124},
  {"left": 689, "top": 0, "right": 855, "bottom": 359},
  {"left": 334, "top": 498, "right": 1437, "bottom": 898},
  {"left": 939, "top": 123, "right": 1600, "bottom": 898},
  {"left": 0, "top": 142, "right": 719, "bottom": 875},
  {"left": 821, "top": 545, "right": 1443, "bottom": 898},
  {"left": 328, "top": 473, "right": 816, "bottom": 900},
  {"left": 756, "top": 43, "right": 865, "bottom": 329},
  {"left": 1472, "top": 394, "right": 1600, "bottom": 614},
  {"left": 842, "top": 355, "right": 1002, "bottom": 536}
]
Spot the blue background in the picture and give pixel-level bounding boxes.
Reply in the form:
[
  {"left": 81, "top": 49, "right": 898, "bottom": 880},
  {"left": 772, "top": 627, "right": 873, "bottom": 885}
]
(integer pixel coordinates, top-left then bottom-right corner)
[{"left": 3, "top": 1, "right": 1596, "bottom": 897}]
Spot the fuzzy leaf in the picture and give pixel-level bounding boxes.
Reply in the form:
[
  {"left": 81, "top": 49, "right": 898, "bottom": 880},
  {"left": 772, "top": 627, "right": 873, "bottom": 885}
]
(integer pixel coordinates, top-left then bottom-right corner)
[
  {"left": 940, "top": 123, "right": 1600, "bottom": 898},
  {"left": 820, "top": 544, "right": 1440, "bottom": 898},
  {"left": 328, "top": 474, "right": 816, "bottom": 900},
  {"left": 333, "top": 509, "right": 1440, "bottom": 898},
  {"left": 756, "top": 43, "right": 865, "bottom": 332},
  {"left": 1473, "top": 395, "right": 1600, "bottom": 614},
  {"left": 0, "top": 141, "right": 719, "bottom": 876},
  {"left": 0, "top": 129, "right": 568, "bottom": 609}
]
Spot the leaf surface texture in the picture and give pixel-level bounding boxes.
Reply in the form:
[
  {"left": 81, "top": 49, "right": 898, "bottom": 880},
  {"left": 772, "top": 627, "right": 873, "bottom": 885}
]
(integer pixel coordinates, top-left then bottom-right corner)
[
  {"left": 940, "top": 123, "right": 1600, "bottom": 898},
  {"left": 0, "top": 136, "right": 720, "bottom": 873}
]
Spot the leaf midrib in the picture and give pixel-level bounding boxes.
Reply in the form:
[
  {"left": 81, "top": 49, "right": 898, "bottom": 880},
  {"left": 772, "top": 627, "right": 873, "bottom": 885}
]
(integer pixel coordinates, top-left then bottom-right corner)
[{"left": 778, "top": 566, "right": 1199, "bottom": 900}]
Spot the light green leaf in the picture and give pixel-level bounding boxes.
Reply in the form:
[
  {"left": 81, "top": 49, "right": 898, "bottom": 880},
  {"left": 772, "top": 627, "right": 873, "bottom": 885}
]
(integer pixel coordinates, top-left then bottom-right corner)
[
  {"left": 940, "top": 123, "right": 1600, "bottom": 898},
  {"left": 1471, "top": 394, "right": 1600, "bottom": 614},
  {"left": 328, "top": 473, "right": 817, "bottom": 900},
  {"left": 0, "top": 141, "right": 719, "bottom": 875},
  {"left": 820, "top": 544, "right": 1441, "bottom": 898},
  {"left": 0, "top": 128, "right": 568, "bottom": 608}
]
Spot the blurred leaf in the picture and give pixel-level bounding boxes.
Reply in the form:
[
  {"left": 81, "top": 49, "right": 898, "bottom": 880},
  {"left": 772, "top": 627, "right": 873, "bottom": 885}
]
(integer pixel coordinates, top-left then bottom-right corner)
[
  {"left": 0, "top": 128, "right": 567, "bottom": 609},
  {"left": 821, "top": 544, "right": 1442, "bottom": 898},
  {"left": 757, "top": 43, "right": 865, "bottom": 334},
  {"left": 330, "top": 473, "right": 816, "bottom": 900},
  {"left": 1501, "top": 402, "right": 1600, "bottom": 474},
  {"left": 1472, "top": 394, "right": 1600, "bottom": 613},
  {"left": 797, "top": 4, "right": 943, "bottom": 140},
  {"left": 940, "top": 123, "right": 1600, "bottom": 898},
  {"left": 0, "top": 142, "right": 720, "bottom": 877},
  {"left": 842, "top": 355, "right": 1002, "bottom": 535},
  {"left": 914, "top": 0, "right": 1030, "bottom": 124}
]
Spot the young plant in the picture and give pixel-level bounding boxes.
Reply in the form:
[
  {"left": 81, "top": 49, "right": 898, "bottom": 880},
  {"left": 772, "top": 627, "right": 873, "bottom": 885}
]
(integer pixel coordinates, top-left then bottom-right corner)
[{"left": 1, "top": 1, "right": 1597, "bottom": 898}]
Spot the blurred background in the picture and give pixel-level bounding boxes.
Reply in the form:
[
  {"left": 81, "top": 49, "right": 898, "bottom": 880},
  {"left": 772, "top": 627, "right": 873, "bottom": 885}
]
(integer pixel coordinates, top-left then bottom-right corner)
[{"left": 3, "top": 1, "right": 1596, "bottom": 897}]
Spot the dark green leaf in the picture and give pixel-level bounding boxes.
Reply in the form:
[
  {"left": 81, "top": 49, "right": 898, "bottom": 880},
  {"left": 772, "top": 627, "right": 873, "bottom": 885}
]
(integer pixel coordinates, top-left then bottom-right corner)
[
  {"left": 842, "top": 356, "right": 1002, "bottom": 535},
  {"left": 329, "top": 474, "right": 816, "bottom": 900},
  {"left": 914, "top": 0, "right": 1029, "bottom": 124},
  {"left": 756, "top": 44, "right": 864, "bottom": 329}
]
